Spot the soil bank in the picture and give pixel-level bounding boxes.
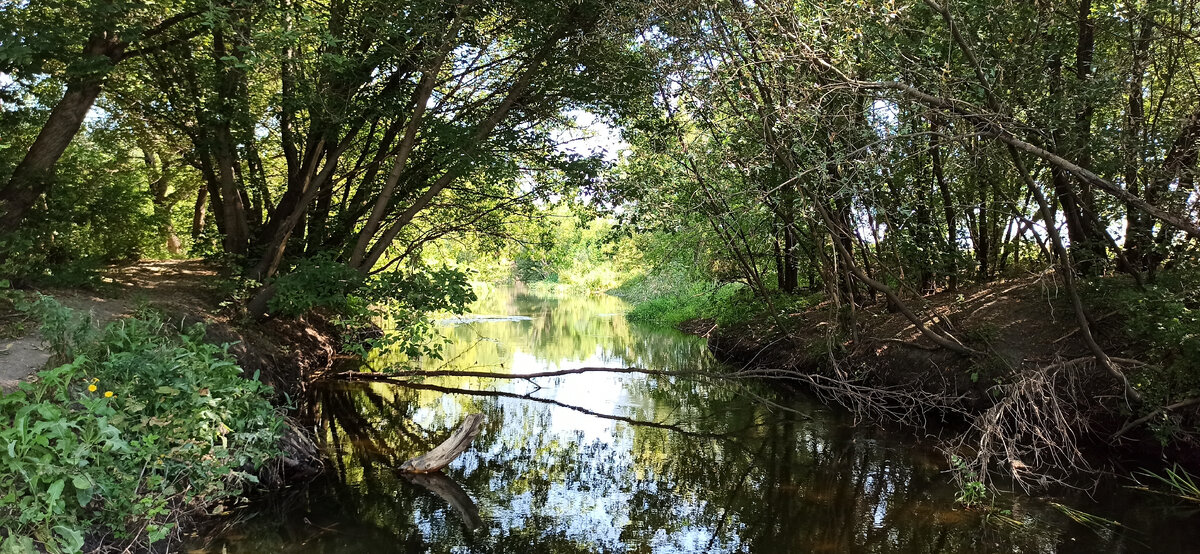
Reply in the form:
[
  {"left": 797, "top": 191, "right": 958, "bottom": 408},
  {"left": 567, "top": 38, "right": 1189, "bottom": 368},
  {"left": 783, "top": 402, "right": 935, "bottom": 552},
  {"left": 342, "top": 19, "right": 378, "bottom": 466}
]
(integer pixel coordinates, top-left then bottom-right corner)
[{"left": 683, "top": 274, "right": 1200, "bottom": 473}]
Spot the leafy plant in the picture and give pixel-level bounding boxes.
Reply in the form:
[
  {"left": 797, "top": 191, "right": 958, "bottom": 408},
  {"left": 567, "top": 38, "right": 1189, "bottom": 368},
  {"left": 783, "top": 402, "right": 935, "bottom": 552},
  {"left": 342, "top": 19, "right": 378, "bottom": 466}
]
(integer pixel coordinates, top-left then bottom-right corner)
[
  {"left": 267, "top": 255, "right": 476, "bottom": 363},
  {"left": 1084, "top": 264, "right": 1200, "bottom": 441},
  {"left": 0, "top": 296, "right": 282, "bottom": 552},
  {"left": 950, "top": 455, "right": 988, "bottom": 507}
]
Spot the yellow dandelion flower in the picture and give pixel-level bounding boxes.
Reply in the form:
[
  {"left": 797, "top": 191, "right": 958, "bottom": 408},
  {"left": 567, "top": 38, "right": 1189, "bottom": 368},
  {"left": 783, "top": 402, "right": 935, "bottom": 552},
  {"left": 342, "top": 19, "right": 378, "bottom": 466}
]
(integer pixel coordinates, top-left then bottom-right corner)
[
  {"left": 104, "top": 391, "right": 114, "bottom": 398},
  {"left": 88, "top": 384, "right": 97, "bottom": 392}
]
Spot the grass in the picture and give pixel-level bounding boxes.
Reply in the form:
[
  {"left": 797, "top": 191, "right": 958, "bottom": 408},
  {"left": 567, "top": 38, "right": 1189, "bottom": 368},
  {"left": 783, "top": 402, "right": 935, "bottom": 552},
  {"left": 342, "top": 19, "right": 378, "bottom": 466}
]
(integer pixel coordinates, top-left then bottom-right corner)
[
  {"left": 621, "top": 273, "right": 822, "bottom": 330},
  {"left": 1133, "top": 465, "right": 1200, "bottom": 503},
  {"left": 1049, "top": 502, "right": 1124, "bottom": 535},
  {"left": 625, "top": 290, "right": 710, "bottom": 328}
]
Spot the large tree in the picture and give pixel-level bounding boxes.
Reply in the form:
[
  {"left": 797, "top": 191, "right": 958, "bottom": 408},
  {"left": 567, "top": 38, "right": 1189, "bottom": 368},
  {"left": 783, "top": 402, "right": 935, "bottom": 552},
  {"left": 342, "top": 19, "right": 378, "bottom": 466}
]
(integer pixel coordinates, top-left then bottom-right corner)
[{"left": 0, "top": 0, "right": 203, "bottom": 232}]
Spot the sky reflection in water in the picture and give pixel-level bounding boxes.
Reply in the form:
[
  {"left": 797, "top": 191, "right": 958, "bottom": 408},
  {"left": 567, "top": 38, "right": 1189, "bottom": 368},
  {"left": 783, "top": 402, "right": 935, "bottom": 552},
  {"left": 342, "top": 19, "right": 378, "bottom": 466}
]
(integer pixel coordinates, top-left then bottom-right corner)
[{"left": 194, "top": 286, "right": 1200, "bottom": 553}]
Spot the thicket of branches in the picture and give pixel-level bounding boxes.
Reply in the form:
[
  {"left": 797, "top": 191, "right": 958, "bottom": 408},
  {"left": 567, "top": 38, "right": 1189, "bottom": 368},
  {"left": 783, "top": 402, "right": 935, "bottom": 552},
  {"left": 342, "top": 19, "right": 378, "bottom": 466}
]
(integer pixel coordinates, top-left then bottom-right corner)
[{"left": 605, "top": 0, "right": 1200, "bottom": 486}]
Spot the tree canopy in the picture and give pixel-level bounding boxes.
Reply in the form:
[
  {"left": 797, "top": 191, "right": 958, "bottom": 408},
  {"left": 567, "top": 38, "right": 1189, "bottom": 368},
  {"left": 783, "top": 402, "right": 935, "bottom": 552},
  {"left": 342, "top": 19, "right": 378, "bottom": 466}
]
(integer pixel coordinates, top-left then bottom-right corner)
[{"left": 2, "top": 0, "right": 1199, "bottom": 330}]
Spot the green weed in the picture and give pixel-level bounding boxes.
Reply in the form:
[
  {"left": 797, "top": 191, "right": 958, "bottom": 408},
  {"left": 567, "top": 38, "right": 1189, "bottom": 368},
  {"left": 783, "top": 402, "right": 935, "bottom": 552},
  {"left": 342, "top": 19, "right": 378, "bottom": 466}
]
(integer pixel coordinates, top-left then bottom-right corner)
[
  {"left": 1133, "top": 464, "right": 1200, "bottom": 503},
  {"left": 0, "top": 296, "right": 283, "bottom": 552},
  {"left": 950, "top": 455, "right": 988, "bottom": 507}
]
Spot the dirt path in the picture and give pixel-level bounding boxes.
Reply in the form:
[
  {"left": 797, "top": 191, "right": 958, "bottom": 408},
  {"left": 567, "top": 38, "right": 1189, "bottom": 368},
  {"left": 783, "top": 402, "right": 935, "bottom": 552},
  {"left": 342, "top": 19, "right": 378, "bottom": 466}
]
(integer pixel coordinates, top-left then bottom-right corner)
[{"left": 2, "top": 259, "right": 226, "bottom": 390}]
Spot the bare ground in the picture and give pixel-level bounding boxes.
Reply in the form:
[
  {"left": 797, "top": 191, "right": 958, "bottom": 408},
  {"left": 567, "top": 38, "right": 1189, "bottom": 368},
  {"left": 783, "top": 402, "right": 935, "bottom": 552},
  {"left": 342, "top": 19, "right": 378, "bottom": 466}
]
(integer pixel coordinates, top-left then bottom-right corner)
[{"left": 1, "top": 259, "right": 341, "bottom": 398}]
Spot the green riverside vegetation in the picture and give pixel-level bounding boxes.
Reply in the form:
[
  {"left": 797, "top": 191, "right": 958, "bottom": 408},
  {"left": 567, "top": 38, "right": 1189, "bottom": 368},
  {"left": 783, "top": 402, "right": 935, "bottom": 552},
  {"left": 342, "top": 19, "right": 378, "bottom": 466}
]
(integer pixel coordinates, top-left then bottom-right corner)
[
  {"left": 3, "top": 0, "right": 1200, "bottom": 547},
  {"left": 0, "top": 296, "right": 281, "bottom": 552}
]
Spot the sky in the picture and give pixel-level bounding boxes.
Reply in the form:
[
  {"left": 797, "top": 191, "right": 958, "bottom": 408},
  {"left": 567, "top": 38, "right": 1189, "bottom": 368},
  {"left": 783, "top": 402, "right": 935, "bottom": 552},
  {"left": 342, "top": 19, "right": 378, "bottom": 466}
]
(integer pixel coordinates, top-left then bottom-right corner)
[{"left": 556, "top": 109, "right": 629, "bottom": 164}]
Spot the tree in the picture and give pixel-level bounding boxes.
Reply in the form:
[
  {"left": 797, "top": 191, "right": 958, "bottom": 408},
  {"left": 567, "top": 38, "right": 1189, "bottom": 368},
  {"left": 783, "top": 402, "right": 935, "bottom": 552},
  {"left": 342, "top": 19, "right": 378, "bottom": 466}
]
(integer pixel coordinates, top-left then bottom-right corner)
[{"left": 0, "top": 1, "right": 202, "bottom": 232}]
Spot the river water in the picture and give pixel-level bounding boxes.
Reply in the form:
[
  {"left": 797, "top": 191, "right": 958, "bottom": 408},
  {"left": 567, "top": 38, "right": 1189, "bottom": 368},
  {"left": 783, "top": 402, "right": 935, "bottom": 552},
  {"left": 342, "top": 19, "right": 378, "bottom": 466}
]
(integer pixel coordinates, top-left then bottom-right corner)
[{"left": 196, "top": 286, "right": 1199, "bottom": 553}]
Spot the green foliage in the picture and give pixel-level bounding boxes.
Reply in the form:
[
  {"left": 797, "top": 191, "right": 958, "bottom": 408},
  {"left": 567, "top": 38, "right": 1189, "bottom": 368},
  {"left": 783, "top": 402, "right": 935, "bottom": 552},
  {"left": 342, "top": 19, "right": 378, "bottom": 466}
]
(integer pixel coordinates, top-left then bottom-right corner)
[
  {"left": 625, "top": 281, "right": 806, "bottom": 329},
  {"left": 268, "top": 254, "right": 364, "bottom": 318},
  {"left": 0, "top": 297, "right": 282, "bottom": 552},
  {"left": 0, "top": 133, "right": 161, "bottom": 285},
  {"left": 1084, "top": 264, "right": 1200, "bottom": 416},
  {"left": 267, "top": 255, "right": 477, "bottom": 362},
  {"left": 508, "top": 206, "right": 639, "bottom": 292},
  {"left": 349, "top": 267, "right": 478, "bottom": 361},
  {"left": 950, "top": 455, "right": 988, "bottom": 507},
  {"left": 625, "top": 286, "right": 710, "bottom": 328}
]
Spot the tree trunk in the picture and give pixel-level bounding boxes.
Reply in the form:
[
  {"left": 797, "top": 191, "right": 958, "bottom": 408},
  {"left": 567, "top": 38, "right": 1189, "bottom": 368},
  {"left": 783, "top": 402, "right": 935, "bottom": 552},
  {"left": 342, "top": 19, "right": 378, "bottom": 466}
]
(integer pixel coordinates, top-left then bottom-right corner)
[
  {"left": 0, "top": 34, "right": 122, "bottom": 232},
  {"left": 931, "top": 117, "right": 958, "bottom": 291},
  {"left": 191, "top": 185, "right": 208, "bottom": 241},
  {"left": 1123, "top": 10, "right": 1154, "bottom": 268},
  {"left": 214, "top": 128, "right": 249, "bottom": 255},
  {"left": 211, "top": 27, "right": 250, "bottom": 256},
  {"left": 913, "top": 126, "right": 935, "bottom": 294}
]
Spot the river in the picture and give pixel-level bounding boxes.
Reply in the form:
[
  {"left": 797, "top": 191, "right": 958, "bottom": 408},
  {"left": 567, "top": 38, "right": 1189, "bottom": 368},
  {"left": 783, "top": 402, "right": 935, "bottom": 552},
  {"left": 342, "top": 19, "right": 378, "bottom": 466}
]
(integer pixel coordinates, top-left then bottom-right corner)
[{"left": 195, "top": 285, "right": 1200, "bottom": 553}]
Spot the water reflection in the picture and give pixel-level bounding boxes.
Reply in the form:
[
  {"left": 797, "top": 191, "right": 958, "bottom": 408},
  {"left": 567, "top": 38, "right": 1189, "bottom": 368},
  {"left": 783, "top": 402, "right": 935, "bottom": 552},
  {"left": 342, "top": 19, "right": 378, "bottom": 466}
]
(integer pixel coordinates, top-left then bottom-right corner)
[{"left": 195, "top": 286, "right": 1200, "bottom": 553}]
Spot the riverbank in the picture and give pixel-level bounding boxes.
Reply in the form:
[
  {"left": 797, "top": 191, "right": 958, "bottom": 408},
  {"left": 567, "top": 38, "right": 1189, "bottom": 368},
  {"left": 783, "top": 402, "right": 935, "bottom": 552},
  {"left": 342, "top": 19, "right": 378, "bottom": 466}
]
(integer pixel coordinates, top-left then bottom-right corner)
[
  {"left": 0, "top": 260, "right": 331, "bottom": 552},
  {"left": 669, "top": 271, "right": 1200, "bottom": 490},
  {"left": 3, "top": 260, "right": 344, "bottom": 397}
]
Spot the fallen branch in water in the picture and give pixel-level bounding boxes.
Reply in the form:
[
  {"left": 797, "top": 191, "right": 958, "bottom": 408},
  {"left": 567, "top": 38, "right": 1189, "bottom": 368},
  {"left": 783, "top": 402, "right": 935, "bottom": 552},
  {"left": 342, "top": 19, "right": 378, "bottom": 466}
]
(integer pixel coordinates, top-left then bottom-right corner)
[
  {"left": 380, "top": 379, "right": 771, "bottom": 440},
  {"left": 399, "top": 413, "right": 484, "bottom": 473},
  {"left": 1112, "top": 397, "right": 1200, "bottom": 442},
  {"left": 338, "top": 364, "right": 967, "bottom": 432},
  {"left": 334, "top": 366, "right": 702, "bottom": 382}
]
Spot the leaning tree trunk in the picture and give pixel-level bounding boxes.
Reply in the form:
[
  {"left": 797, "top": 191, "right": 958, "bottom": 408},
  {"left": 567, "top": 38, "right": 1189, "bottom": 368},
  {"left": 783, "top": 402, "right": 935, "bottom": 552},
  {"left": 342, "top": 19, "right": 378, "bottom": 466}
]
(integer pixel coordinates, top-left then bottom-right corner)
[{"left": 0, "top": 34, "right": 122, "bottom": 233}]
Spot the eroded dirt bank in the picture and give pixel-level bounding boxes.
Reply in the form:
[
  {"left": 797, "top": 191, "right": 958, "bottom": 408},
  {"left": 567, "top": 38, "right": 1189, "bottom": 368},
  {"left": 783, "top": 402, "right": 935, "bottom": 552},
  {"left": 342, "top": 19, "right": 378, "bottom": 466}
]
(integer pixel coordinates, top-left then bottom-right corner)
[{"left": 687, "top": 274, "right": 1200, "bottom": 476}]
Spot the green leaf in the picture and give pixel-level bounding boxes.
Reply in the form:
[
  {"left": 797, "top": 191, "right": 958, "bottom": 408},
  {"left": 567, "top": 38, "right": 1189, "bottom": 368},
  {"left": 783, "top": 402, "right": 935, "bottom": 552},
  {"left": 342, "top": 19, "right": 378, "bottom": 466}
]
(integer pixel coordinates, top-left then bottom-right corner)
[
  {"left": 155, "top": 386, "right": 180, "bottom": 396},
  {"left": 71, "top": 475, "right": 92, "bottom": 507},
  {"left": 46, "top": 478, "right": 65, "bottom": 503},
  {"left": 75, "top": 485, "right": 93, "bottom": 508},
  {"left": 52, "top": 525, "right": 84, "bottom": 553},
  {"left": 0, "top": 535, "right": 35, "bottom": 554}
]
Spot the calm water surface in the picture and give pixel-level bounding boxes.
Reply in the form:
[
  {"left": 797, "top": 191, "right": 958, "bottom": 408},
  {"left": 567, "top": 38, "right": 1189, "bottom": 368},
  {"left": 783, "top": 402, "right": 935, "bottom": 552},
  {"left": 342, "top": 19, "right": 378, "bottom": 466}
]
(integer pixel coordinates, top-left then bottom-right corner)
[{"left": 196, "top": 286, "right": 1200, "bottom": 553}]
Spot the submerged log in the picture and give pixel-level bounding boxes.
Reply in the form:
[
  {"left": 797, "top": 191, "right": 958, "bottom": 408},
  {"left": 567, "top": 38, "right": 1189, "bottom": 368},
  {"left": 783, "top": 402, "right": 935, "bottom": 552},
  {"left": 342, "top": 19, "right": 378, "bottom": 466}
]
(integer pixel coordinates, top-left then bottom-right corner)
[{"left": 399, "top": 413, "right": 484, "bottom": 473}]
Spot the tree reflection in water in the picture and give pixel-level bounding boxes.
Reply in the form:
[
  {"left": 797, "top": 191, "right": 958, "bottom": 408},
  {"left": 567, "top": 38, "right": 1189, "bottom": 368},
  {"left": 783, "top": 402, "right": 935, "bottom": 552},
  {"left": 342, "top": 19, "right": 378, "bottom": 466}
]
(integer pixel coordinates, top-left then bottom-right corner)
[{"left": 193, "top": 287, "right": 1200, "bottom": 553}]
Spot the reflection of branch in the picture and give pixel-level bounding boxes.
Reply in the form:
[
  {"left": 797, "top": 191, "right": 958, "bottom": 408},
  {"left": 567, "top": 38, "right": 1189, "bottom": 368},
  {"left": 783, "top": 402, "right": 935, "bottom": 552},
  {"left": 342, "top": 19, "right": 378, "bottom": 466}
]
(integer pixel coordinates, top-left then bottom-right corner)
[
  {"left": 334, "top": 366, "right": 703, "bottom": 381},
  {"left": 402, "top": 471, "right": 483, "bottom": 531},
  {"left": 332, "top": 364, "right": 969, "bottom": 426},
  {"left": 380, "top": 380, "right": 767, "bottom": 440}
]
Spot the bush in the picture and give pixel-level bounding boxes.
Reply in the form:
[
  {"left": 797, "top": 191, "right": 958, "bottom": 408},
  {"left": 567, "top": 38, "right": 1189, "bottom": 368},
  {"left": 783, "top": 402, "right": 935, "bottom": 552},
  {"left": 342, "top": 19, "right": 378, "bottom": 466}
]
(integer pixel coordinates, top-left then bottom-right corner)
[
  {"left": 268, "top": 254, "right": 363, "bottom": 318},
  {"left": 0, "top": 297, "right": 282, "bottom": 552},
  {"left": 624, "top": 274, "right": 823, "bottom": 330},
  {"left": 0, "top": 136, "right": 158, "bottom": 286},
  {"left": 1084, "top": 262, "right": 1200, "bottom": 442},
  {"left": 625, "top": 291, "right": 708, "bottom": 328},
  {"left": 267, "top": 255, "right": 477, "bottom": 362}
]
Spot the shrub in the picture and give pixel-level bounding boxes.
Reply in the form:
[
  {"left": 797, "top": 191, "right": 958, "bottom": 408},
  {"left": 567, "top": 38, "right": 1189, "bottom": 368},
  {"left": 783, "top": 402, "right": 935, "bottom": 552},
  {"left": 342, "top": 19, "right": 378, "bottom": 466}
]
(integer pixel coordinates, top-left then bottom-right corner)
[
  {"left": 267, "top": 255, "right": 477, "bottom": 362},
  {"left": 1085, "top": 265, "right": 1200, "bottom": 402},
  {"left": 0, "top": 136, "right": 158, "bottom": 286},
  {"left": 0, "top": 297, "right": 282, "bottom": 552}
]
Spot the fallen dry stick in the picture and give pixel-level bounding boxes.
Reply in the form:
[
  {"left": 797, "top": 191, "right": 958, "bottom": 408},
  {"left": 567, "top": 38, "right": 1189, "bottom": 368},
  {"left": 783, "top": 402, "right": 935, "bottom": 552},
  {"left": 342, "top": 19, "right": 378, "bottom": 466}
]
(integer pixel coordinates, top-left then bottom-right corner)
[{"left": 399, "top": 413, "right": 485, "bottom": 473}]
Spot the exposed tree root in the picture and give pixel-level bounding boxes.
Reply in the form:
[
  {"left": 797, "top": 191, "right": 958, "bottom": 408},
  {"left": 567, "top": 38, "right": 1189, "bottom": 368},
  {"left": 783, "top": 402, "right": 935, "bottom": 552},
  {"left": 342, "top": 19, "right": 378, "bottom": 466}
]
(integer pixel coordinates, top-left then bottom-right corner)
[{"left": 957, "top": 357, "right": 1118, "bottom": 491}]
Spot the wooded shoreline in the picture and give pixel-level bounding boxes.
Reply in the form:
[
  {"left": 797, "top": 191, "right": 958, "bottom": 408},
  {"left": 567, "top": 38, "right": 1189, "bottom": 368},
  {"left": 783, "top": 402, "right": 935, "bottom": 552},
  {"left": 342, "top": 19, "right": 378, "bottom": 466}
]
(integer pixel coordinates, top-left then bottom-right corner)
[{"left": 673, "top": 274, "right": 1200, "bottom": 489}]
